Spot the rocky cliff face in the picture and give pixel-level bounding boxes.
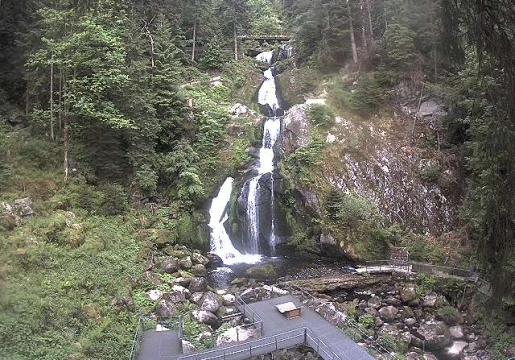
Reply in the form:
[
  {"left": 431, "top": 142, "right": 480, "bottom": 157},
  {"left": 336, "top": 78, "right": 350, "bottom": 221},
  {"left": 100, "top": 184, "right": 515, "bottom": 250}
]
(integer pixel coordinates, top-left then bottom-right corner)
[{"left": 277, "top": 103, "right": 465, "bottom": 254}]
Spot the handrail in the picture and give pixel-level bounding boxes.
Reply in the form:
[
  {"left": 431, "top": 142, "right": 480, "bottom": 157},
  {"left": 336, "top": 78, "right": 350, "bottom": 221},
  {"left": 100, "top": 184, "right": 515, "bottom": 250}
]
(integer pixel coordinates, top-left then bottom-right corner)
[
  {"left": 235, "top": 295, "right": 264, "bottom": 336},
  {"left": 284, "top": 284, "right": 397, "bottom": 360},
  {"left": 129, "top": 316, "right": 182, "bottom": 360},
  {"left": 177, "top": 327, "right": 347, "bottom": 360}
]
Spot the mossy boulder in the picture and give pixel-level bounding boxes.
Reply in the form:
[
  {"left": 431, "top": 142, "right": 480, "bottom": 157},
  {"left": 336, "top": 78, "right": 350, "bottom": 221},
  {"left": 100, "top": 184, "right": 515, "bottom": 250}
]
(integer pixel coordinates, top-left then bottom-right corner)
[{"left": 244, "top": 264, "right": 277, "bottom": 279}]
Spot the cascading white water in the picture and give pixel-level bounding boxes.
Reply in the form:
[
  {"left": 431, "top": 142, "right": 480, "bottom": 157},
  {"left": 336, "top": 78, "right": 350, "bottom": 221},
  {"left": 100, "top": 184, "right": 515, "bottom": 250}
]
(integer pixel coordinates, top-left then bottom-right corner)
[
  {"left": 255, "top": 51, "right": 274, "bottom": 64},
  {"left": 209, "top": 177, "right": 261, "bottom": 265},
  {"left": 258, "top": 69, "right": 279, "bottom": 115}
]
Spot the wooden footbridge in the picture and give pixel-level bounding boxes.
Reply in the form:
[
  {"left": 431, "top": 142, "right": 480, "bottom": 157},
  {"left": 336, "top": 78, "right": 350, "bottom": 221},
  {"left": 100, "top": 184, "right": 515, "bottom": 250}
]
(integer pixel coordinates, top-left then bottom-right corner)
[
  {"left": 133, "top": 295, "right": 377, "bottom": 360},
  {"left": 237, "top": 34, "right": 291, "bottom": 42}
]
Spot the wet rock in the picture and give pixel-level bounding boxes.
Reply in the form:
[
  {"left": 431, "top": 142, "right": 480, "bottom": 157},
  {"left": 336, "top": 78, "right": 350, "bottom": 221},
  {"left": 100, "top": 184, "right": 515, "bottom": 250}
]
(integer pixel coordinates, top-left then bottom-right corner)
[
  {"left": 192, "top": 310, "right": 219, "bottom": 327},
  {"left": 160, "top": 257, "right": 180, "bottom": 274},
  {"left": 415, "top": 321, "right": 452, "bottom": 350},
  {"left": 404, "top": 318, "right": 417, "bottom": 327},
  {"left": 280, "top": 275, "right": 381, "bottom": 293},
  {"left": 418, "top": 99, "right": 447, "bottom": 117},
  {"left": 379, "top": 306, "right": 399, "bottom": 322},
  {"left": 279, "top": 104, "right": 310, "bottom": 156},
  {"left": 191, "top": 264, "right": 207, "bottom": 276},
  {"left": 375, "top": 317, "right": 384, "bottom": 327},
  {"left": 402, "top": 306, "right": 414, "bottom": 319},
  {"left": 206, "top": 253, "right": 224, "bottom": 268},
  {"left": 156, "top": 299, "right": 178, "bottom": 318},
  {"left": 384, "top": 296, "right": 402, "bottom": 306},
  {"left": 201, "top": 292, "right": 221, "bottom": 313},
  {"left": 192, "top": 252, "right": 210, "bottom": 266},
  {"left": 245, "top": 264, "right": 277, "bottom": 279},
  {"left": 191, "top": 292, "right": 204, "bottom": 304},
  {"left": 189, "top": 277, "right": 208, "bottom": 293}
]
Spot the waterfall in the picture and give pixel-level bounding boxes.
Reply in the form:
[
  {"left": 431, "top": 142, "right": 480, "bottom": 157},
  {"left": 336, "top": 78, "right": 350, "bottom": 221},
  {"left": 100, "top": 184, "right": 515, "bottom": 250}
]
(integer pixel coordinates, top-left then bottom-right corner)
[
  {"left": 209, "top": 177, "right": 261, "bottom": 265},
  {"left": 209, "top": 47, "right": 291, "bottom": 264}
]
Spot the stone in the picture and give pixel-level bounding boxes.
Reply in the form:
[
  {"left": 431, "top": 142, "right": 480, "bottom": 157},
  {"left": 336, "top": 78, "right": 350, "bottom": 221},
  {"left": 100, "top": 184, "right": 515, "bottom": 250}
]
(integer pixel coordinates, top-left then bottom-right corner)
[
  {"left": 415, "top": 321, "right": 452, "bottom": 351},
  {"left": 191, "top": 292, "right": 204, "bottom": 304},
  {"left": 245, "top": 264, "right": 277, "bottom": 279},
  {"left": 418, "top": 99, "right": 447, "bottom": 117},
  {"left": 156, "top": 299, "right": 178, "bottom": 318},
  {"left": 375, "top": 317, "right": 384, "bottom": 327},
  {"left": 262, "top": 285, "right": 288, "bottom": 296},
  {"left": 13, "top": 198, "right": 35, "bottom": 217},
  {"left": 172, "top": 285, "right": 191, "bottom": 300},
  {"left": 367, "top": 296, "right": 382, "bottom": 309},
  {"left": 189, "top": 277, "right": 208, "bottom": 293},
  {"left": 192, "top": 252, "right": 210, "bottom": 265},
  {"left": 222, "top": 294, "right": 236, "bottom": 306},
  {"left": 400, "top": 284, "right": 417, "bottom": 303},
  {"left": 200, "top": 292, "right": 221, "bottom": 313},
  {"left": 190, "top": 264, "right": 207, "bottom": 276},
  {"left": 229, "top": 103, "right": 250, "bottom": 116},
  {"left": 445, "top": 341, "right": 468, "bottom": 359},
  {"left": 174, "top": 277, "right": 191, "bottom": 287},
  {"left": 402, "top": 306, "right": 414, "bottom": 318},
  {"left": 404, "top": 318, "right": 417, "bottom": 327},
  {"left": 147, "top": 290, "right": 163, "bottom": 301},
  {"left": 181, "top": 340, "right": 196, "bottom": 354},
  {"left": 320, "top": 232, "right": 338, "bottom": 246},
  {"left": 155, "top": 324, "right": 169, "bottom": 331},
  {"left": 384, "top": 296, "right": 402, "bottom": 306},
  {"left": 449, "top": 325, "right": 464, "bottom": 339},
  {"left": 160, "top": 257, "right": 180, "bottom": 274},
  {"left": 192, "top": 310, "right": 219, "bottom": 327},
  {"left": 179, "top": 256, "right": 193, "bottom": 270},
  {"left": 142, "top": 271, "right": 162, "bottom": 286},
  {"left": 216, "top": 326, "right": 260, "bottom": 346},
  {"left": 378, "top": 306, "right": 399, "bottom": 322},
  {"left": 206, "top": 253, "right": 224, "bottom": 268},
  {"left": 422, "top": 293, "right": 438, "bottom": 307}
]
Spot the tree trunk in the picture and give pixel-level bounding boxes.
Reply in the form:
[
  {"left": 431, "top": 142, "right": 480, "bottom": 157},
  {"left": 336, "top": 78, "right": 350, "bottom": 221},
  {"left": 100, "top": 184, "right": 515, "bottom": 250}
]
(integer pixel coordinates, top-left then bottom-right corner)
[
  {"left": 191, "top": 19, "right": 197, "bottom": 62},
  {"left": 233, "top": 23, "right": 238, "bottom": 61},
  {"left": 58, "top": 71, "right": 63, "bottom": 133},
  {"left": 366, "top": 0, "right": 373, "bottom": 39},
  {"left": 360, "top": 0, "right": 368, "bottom": 50},
  {"left": 50, "top": 56, "right": 55, "bottom": 141},
  {"left": 348, "top": 1, "right": 358, "bottom": 64}
]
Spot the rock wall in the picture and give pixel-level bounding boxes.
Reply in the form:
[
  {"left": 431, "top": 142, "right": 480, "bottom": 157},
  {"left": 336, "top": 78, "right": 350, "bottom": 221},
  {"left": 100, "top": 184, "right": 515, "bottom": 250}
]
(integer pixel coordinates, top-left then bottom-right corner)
[{"left": 277, "top": 103, "right": 464, "bottom": 245}]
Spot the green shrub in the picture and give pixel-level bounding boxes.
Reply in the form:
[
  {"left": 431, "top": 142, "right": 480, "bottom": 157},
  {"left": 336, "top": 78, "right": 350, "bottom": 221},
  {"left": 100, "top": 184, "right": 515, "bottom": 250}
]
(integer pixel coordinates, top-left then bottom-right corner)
[
  {"left": 308, "top": 104, "right": 335, "bottom": 128},
  {"left": 348, "top": 75, "right": 384, "bottom": 116},
  {"left": 99, "top": 183, "right": 128, "bottom": 216},
  {"left": 437, "top": 306, "right": 462, "bottom": 325}
]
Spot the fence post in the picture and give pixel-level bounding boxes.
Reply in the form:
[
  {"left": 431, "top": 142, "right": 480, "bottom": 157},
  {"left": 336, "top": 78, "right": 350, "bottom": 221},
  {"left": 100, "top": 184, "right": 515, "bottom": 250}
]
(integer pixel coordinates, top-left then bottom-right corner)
[
  {"left": 275, "top": 336, "right": 278, "bottom": 351},
  {"left": 304, "top": 328, "right": 307, "bottom": 345},
  {"left": 236, "top": 327, "right": 239, "bottom": 343},
  {"left": 249, "top": 344, "right": 252, "bottom": 357}
]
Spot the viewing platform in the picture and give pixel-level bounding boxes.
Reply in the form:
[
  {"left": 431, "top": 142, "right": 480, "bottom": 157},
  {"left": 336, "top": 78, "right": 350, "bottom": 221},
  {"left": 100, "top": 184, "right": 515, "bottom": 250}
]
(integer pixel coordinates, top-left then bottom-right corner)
[{"left": 133, "top": 295, "right": 376, "bottom": 360}]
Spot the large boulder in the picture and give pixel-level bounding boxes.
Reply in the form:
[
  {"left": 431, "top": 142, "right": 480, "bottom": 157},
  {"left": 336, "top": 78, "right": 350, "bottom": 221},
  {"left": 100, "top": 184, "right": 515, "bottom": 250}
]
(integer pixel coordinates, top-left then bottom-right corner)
[
  {"left": 190, "top": 264, "right": 207, "bottom": 276},
  {"left": 415, "top": 321, "right": 452, "bottom": 351},
  {"left": 278, "top": 104, "right": 311, "bottom": 156},
  {"left": 200, "top": 292, "right": 221, "bottom": 313},
  {"left": 160, "top": 257, "right": 180, "bottom": 274},
  {"left": 181, "top": 340, "right": 196, "bottom": 354},
  {"left": 146, "top": 290, "right": 163, "bottom": 301},
  {"left": 449, "top": 325, "right": 464, "bottom": 339},
  {"left": 378, "top": 306, "right": 399, "bottom": 322},
  {"left": 192, "top": 252, "right": 210, "bottom": 266},
  {"left": 367, "top": 296, "right": 382, "bottom": 309},
  {"left": 245, "top": 264, "right": 277, "bottom": 279},
  {"left": 14, "top": 198, "right": 35, "bottom": 217},
  {"left": 192, "top": 310, "right": 219, "bottom": 327},
  {"left": 189, "top": 277, "right": 208, "bottom": 293},
  {"left": 444, "top": 341, "right": 468, "bottom": 359},
  {"left": 156, "top": 299, "right": 178, "bottom": 318},
  {"left": 179, "top": 256, "right": 193, "bottom": 270},
  {"left": 205, "top": 253, "right": 223, "bottom": 268},
  {"left": 418, "top": 99, "right": 447, "bottom": 117},
  {"left": 222, "top": 294, "right": 236, "bottom": 306},
  {"left": 216, "top": 326, "right": 260, "bottom": 346},
  {"left": 400, "top": 284, "right": 417, "bottom": 303}
]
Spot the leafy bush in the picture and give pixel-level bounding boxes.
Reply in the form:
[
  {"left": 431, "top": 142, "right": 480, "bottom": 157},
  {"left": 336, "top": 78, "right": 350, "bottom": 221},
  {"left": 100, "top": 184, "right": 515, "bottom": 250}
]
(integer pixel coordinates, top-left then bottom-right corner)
[
  {"left": 99, "top": 183, "right": 128, "bottom": 215},
  {"left": 436, "top": 306, "right": 462, "bottom": 325},
  {"left": 308, "top": 104, "right": 335, "bottom": 128}
]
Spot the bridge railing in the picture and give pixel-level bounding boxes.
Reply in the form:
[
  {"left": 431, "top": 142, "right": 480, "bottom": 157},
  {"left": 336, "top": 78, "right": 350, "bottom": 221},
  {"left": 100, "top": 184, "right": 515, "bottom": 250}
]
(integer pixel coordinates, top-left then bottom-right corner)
[
  {"left": 129, "top": 316, "right": 183, "bottom": 360},
  {"left": 177, "top": 327, "right": 347, "bottom": 360}
]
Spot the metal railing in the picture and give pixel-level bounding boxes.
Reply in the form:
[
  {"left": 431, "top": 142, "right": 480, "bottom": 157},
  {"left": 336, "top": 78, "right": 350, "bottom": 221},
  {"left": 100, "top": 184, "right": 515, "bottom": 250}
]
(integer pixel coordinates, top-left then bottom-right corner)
[
  {"left": 129, "top": 316, "right": 182, "bottom": 360},
  {"left": 235, "top": 295, "right": 264, "bottom": 336},
  {"left": 285, "top": 284, "right": 397, "bottom": 360},
  {"left": 177, "top": 327, "right": 347, "bottom": 360}
]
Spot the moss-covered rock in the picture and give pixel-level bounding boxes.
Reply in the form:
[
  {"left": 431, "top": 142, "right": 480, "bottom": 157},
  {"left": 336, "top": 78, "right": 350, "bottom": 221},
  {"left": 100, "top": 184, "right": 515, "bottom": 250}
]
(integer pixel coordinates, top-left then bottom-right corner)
[{"left": 245, "top": 264, "right": 277, "bottom": 279}]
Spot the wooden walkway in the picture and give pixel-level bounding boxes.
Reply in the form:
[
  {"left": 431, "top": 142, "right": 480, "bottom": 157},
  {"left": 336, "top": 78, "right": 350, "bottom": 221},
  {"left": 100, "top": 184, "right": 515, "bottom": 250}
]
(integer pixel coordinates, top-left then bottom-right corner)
[
  {"left": 237, "top": 34, "right": 291, "bottom": 41},
  {"left": 137, "top": 295, "right": 375, "bottom": 360}
]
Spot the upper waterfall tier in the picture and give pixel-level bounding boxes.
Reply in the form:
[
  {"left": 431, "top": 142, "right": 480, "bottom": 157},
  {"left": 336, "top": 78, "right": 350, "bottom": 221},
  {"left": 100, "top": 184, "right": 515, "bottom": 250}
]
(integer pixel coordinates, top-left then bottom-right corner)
[{"left": 258, "top": 68, "right": 280, "bottom": 115}]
